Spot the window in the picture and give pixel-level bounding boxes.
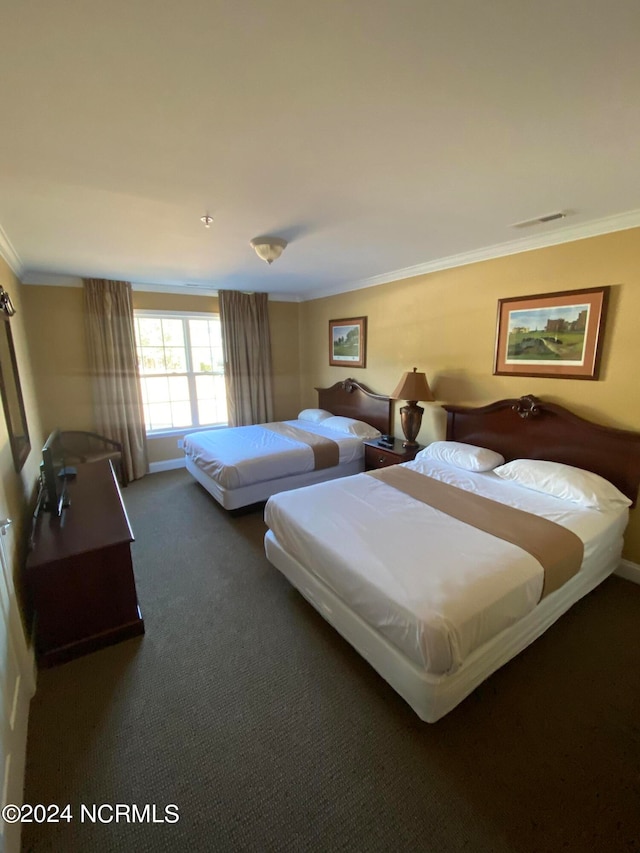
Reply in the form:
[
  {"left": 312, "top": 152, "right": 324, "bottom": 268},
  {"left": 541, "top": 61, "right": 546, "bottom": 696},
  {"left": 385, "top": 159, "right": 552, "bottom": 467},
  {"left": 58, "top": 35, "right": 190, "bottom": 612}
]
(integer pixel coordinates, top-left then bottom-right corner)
[{"left": 134, "top": 311, "right": 227, "bottom": 433}]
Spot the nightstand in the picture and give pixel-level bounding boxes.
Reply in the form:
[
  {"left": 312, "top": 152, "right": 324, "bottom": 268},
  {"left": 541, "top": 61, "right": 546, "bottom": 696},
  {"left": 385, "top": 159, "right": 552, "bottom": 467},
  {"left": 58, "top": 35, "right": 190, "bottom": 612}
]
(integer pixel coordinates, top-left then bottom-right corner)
[{"left": 363, "top": 438, "right": 424, "bottom": 471}]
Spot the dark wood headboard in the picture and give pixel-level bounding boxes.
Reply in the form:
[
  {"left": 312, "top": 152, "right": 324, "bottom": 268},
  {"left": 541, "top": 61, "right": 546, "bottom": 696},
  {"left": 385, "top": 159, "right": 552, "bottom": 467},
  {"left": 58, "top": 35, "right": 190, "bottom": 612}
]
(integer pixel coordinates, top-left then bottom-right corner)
[
  {"left": 444, "top": 394, "right": 640, "bottom": 507},
  {"left": 316, "top": 379, "right": 392, "bottom": 436}
]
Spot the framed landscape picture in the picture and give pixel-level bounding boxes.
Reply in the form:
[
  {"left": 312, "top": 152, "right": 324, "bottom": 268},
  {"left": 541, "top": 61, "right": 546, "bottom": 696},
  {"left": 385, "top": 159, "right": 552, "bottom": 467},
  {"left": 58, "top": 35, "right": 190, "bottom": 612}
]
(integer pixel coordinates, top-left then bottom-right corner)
[
  {"left": 494, "top": 286, "right": 610, "bottom": 380},
  {"left": 329, "top": 317, "right": 367, "bottom": 368}
]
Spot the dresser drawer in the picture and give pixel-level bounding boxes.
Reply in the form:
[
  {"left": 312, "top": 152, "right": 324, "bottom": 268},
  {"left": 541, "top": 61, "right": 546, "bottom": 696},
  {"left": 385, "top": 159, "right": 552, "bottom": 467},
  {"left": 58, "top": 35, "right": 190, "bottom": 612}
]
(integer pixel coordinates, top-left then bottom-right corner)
[
  {"left": 364, "top": 445, "right": 400, "bottom": 470},
  {"left": 363, "top": 440, "right": 424, "bottom": 470}
]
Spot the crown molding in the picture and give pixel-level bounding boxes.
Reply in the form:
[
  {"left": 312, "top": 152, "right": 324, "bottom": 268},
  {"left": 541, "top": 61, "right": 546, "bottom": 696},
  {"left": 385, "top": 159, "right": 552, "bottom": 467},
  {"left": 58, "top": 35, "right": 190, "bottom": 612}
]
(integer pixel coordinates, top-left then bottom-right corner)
[
  {"left": 131, "top": 282, "right": 301, "bottom": 301},
  {"left": 20, "top": 276, "right": 218, "bottom": 296},
  {"left": 0, "top": 224, "right": 24, "bottom": 277},
  {"left": 133, "top": 281, "right": 219, "bottom": 297},
  {"left": 21, "top": 272, "right": 82, "bottom": 287},
  {"left": 303, "top": 208, "right": 640, "bottom": 301},
  {"left": 20, "top": 274, "right": 301, "bottom": 302}
]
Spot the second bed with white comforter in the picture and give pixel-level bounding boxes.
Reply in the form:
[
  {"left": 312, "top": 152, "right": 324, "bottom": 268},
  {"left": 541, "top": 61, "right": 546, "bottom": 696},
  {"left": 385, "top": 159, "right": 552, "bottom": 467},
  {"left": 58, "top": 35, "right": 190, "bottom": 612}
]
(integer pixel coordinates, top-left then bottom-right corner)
[{"left": 184, "top": 418, "right": 367, "bottom": 490}]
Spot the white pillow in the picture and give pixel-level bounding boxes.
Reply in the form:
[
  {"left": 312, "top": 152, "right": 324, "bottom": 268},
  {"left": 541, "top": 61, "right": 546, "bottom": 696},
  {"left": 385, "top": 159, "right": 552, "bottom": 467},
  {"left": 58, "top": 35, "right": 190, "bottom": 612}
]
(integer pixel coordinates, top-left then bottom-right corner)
[
  {"left": 321, "top": 416, "right": 381, "bottom": 439},
  {"left": 416, "top": 440, "right": 505, "bottom": 472},
  {"left": 493, "top": 459, "right": 631, "bottom": 510},
  {"left": 298, "top": 408, "right": 333, "bottom": 424}
]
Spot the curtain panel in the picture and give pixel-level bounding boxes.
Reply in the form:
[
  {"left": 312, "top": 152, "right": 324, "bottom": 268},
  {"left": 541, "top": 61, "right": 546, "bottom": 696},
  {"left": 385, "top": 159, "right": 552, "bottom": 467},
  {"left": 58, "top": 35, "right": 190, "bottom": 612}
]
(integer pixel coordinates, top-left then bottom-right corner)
[
  {"left": 219, "top": 290, "right": 274, "bottom": 426},
  {"left": 83, "top": 278, "right": 148, "bottom": 481}
]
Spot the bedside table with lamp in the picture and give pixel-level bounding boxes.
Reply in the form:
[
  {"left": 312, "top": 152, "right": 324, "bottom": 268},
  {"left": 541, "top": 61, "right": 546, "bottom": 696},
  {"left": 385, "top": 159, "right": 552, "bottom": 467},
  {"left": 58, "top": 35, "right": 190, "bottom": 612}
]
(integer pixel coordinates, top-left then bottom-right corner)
[{"left": 364, "top": 367, "right": 434, "bottom": 471}]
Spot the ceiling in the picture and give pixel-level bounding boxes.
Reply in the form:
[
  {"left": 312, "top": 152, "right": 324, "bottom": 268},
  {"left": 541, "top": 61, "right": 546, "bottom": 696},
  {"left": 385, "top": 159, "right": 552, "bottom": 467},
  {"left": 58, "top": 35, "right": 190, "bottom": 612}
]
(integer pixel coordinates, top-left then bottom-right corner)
[{"left": 1, "top": 1, "right": 640, "bottom": 301}]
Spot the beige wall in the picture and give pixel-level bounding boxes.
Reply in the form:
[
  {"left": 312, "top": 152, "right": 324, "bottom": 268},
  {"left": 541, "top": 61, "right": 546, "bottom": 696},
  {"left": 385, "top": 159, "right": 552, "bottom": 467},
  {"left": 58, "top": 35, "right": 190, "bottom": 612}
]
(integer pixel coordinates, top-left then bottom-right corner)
[
  {"left": 269, "top": 299, "right": 301, "bottom": 421},
  {"left": 299, "top": 228, "right": 640, "bottom": 560},
  {"left": 20, "top": 285, "right": 302, "bottom": 466},
  {"left": 21, "top": 285, "right": 93, "bottom": 434}
]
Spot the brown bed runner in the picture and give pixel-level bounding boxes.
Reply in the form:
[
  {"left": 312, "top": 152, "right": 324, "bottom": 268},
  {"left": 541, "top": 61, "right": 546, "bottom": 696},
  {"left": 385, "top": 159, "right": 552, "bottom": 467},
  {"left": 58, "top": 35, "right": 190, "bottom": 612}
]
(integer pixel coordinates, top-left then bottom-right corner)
[
  {"left": 262, "top": 422, "right": 340, "bottom": 470},
  {"left": 367, "top": 466, "right": 584, "bottom": 599}
]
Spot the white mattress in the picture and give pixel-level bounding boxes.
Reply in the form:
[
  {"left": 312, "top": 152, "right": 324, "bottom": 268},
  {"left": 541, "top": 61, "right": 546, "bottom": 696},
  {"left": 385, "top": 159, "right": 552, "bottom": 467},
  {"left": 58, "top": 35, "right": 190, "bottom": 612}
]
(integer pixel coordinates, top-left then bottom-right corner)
[
  {"left": 183, "top": 419, "right": 365, "bottom": 489},
  {"left": 264, "top": 458, "right": 628, "bottom": 676}
]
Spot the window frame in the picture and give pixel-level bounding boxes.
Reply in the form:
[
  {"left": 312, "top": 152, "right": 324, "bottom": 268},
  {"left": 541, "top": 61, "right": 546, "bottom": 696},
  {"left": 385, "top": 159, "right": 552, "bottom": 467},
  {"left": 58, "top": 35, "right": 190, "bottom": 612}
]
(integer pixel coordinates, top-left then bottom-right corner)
[{"left": 134, "top": 309, "right": 227, "bottom": 437}]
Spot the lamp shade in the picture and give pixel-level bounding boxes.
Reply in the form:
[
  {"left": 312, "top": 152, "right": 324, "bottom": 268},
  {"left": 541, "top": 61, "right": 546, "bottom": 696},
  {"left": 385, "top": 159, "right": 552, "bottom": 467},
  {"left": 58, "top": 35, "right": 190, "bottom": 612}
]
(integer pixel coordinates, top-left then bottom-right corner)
[{"left": 391, "top": 367, "right": 434, "bottom": 402}]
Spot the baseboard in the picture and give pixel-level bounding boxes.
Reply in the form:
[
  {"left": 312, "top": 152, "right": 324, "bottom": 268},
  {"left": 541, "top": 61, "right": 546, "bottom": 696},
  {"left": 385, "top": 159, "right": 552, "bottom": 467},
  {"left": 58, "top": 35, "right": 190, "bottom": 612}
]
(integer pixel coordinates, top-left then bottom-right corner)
[
  {"left": 148, "top": 457, "right": 186, "bottom": 474},
  {"left": 615, "top": 559, "right": 640, "bottom": 585}
]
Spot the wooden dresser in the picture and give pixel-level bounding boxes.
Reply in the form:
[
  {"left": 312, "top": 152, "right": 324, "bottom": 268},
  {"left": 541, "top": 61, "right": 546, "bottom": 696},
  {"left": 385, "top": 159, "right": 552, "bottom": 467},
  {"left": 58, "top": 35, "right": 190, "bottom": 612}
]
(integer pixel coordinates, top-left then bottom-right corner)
[{"left": 26, "top": 460, "right": 144, "bottom": 667}]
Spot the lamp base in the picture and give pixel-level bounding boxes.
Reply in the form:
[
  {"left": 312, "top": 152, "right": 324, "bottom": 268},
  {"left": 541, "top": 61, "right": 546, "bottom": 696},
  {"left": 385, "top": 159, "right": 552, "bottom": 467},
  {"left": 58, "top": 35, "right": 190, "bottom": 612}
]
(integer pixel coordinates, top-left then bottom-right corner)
[{"left": 399, "top": 401, "right": 424, "bottom": 447}]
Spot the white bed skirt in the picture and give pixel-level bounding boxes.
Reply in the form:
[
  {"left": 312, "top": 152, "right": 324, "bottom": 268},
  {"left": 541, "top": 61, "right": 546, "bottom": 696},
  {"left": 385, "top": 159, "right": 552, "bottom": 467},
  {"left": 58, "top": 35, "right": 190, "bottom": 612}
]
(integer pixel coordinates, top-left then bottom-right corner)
[
  {"left": 186, "top": 456, "right": 364, "bottom": 510},
  {"left": 264, "top": 529, "right": 621, "bottom": 722}
]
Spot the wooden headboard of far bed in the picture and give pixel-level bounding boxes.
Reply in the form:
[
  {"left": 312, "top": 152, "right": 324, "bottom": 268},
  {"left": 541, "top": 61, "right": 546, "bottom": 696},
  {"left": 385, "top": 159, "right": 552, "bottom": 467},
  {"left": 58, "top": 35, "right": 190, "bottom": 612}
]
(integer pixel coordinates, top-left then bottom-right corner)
[
  {"left": 444, "top": 394, "right": 640, "bottom": 507},
  {"left": 316, "top": 378, "right": 392, "bottom": 436}
]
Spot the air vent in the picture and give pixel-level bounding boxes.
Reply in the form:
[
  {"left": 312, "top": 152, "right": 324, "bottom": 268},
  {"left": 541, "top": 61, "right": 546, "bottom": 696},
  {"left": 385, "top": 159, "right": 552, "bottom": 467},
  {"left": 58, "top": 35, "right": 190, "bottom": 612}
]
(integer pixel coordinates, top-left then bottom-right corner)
[{"left": 510, "top": 211, "right": 568, "bottom": 229}]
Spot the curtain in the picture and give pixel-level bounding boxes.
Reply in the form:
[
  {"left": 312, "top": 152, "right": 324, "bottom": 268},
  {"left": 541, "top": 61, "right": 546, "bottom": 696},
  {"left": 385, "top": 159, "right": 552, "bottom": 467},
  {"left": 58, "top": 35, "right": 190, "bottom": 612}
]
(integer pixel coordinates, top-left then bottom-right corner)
[
  {"left": 219, "top": 290, "right": 274, "bottom": 426},
  {"left": 83, "top": 278, "right": 148, "bottom": 481}
]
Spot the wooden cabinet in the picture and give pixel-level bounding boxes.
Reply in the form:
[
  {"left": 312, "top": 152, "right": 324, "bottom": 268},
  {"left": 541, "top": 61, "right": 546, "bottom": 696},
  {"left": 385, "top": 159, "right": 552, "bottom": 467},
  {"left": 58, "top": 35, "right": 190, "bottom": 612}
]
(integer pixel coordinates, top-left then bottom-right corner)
[
  {"left": 363, "top": 439, "right": 424, "bottom": 470},
  {"left": 26, "top": 460, "right": 144, "bottom": 668}
]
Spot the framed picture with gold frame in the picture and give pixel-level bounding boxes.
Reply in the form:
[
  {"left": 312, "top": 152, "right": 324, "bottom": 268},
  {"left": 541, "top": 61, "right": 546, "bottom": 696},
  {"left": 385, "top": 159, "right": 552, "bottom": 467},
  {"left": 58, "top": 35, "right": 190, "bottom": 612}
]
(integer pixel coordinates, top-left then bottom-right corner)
[
  {"left": 329, "top": 317, "right": 367, "bottom": 368},
  {"left": 494, "top": 286, "right": 610, "bottom": 380}
]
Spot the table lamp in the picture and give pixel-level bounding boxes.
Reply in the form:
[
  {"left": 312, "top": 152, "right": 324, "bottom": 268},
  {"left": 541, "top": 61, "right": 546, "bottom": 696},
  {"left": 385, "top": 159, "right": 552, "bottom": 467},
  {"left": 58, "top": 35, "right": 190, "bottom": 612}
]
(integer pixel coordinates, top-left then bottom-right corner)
[{"left": 391, "top": 367, "right": 434, "bottom": 447}]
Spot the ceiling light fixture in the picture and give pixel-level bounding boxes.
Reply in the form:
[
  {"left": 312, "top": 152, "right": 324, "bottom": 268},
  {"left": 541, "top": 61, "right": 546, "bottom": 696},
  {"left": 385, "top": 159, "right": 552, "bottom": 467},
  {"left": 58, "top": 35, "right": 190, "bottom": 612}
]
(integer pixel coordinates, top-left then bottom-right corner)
[
  {"left": 250, "top": 236, "right": 288, "bottom": 265},
  {"left": 200, "top": 214, "right": 214, "bottom": 228}
]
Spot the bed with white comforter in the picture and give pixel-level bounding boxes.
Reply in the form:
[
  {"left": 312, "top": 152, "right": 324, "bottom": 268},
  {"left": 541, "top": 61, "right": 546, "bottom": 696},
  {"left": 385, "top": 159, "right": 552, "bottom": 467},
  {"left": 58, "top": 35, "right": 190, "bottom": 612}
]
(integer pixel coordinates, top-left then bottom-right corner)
[
  {"left": 263, "top": 395, "right": 640, "bottom": 722},
  {"left": 184, "top": 409, "right": 383, "bottom": 509},
  {"left": 185, "top": 419, "right": 366, "bottom": 490},
  {"left": 265, "top": 456, "right": 627, "bottom": 677},
  {"left": 183, "top": 380, "right": 393, "bottom": 510}
]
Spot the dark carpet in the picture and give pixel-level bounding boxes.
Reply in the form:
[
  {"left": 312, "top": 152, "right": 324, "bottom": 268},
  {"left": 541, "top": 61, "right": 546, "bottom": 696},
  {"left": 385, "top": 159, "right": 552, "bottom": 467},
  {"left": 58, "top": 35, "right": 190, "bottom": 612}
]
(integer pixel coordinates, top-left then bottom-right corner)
[{"left": 22, "top": 469, "right": 640, "bottom": 852}]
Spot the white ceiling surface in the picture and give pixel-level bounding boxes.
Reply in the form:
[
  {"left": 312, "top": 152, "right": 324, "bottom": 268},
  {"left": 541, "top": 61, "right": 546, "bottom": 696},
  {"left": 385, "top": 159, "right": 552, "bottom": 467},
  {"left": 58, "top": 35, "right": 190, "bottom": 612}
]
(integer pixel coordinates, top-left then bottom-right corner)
[{"left": 1, "top": 1, "right": 640, "bottom": 301}]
